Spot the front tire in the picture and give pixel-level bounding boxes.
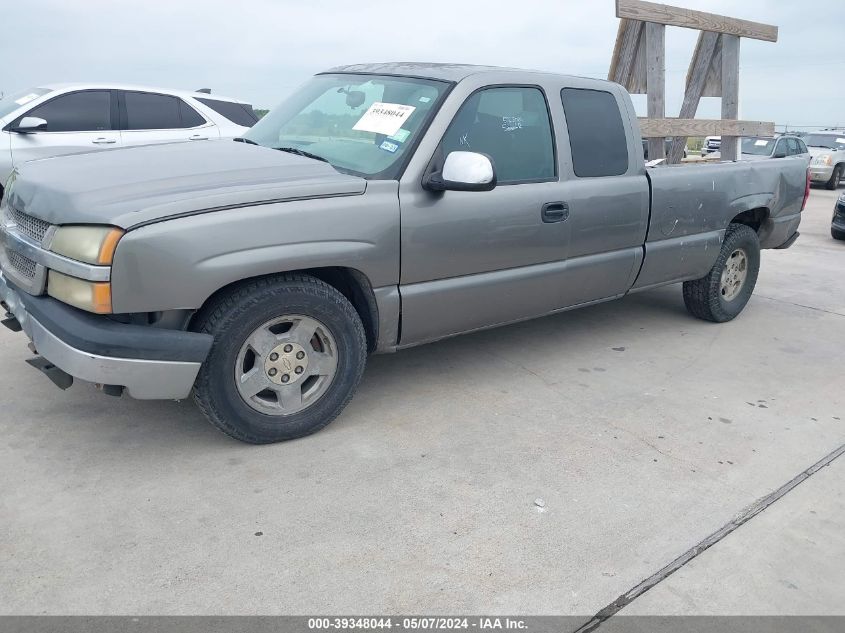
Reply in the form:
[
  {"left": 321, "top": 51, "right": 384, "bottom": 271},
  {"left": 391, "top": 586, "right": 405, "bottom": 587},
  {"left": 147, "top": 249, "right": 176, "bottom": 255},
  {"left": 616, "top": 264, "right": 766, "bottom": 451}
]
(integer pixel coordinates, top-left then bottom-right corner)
[
  {"left": 192, "top": 274, "right": 367, "bottom": 444},
  {"left": 833, "top": 227, "right": 845, "bottom": 241},
  {"left": 683, "top": 223, "right": 761, "bottom": 323},
  {"left": 825, "top": 165, "right": 842, "bottom": 190}
]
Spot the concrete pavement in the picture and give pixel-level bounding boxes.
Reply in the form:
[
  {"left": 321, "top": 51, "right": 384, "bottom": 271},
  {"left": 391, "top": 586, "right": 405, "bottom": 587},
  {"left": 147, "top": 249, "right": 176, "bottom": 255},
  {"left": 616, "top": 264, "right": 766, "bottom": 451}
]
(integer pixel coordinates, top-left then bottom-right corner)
[{"left": 1, "top": 186, "right": 843, "bottom": 616}]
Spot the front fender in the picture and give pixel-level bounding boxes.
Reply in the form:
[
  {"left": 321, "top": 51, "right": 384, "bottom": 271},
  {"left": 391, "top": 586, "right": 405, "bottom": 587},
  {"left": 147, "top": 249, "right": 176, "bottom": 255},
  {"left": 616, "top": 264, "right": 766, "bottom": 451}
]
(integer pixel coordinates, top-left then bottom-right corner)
[{"left": 110, "top": 182, "right": 400, "bottom": 313}]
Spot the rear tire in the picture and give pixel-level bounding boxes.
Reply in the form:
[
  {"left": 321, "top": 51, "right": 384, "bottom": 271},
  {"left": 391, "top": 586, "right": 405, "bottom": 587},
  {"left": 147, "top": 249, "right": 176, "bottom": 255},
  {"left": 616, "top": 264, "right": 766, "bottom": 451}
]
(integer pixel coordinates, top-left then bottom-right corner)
[
  {"left": 825, "top": 165, "right": 842, "bottom": 190},
  {"left": 833, "top": 227, "right": 845, "bottom": 241},
  {"left": 683, "top": 223, "right": 761, "bottom": 323},
  {"left": 192, "top": 274, "right": 367, "bottom": 444}
]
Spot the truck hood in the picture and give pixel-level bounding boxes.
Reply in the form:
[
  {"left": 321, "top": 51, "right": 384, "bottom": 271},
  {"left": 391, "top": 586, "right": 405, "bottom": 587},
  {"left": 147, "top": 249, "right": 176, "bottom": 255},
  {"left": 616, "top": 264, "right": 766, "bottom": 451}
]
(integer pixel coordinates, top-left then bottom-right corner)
[{"left": 8, "top": 140, "right": 366, "bottom": 229}]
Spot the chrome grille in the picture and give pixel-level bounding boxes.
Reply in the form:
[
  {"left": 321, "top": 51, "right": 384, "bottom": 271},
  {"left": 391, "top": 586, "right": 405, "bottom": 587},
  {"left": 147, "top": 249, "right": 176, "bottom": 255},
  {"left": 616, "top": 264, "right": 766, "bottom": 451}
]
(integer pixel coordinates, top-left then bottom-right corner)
[
  {"left": 8, "top": 250, "right": 37, "bottom": 279},
  {"left": 7, "top": 206, "right": 51, "bottom": 243}
]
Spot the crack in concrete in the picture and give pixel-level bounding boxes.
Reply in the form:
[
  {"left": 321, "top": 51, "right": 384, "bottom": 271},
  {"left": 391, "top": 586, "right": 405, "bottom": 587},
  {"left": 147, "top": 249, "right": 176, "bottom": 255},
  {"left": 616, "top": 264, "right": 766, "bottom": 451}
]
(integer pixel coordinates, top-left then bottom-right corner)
[
  {"left": 756, "top": 295, "right": 845, "bottom": 318},
  {"left": 570, "top": 442, "right": 845, "bottom": 632}
]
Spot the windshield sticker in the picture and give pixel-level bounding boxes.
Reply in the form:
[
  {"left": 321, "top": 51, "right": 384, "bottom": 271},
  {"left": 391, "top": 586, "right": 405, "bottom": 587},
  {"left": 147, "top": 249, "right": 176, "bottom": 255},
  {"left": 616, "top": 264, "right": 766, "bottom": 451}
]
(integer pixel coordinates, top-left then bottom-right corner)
[
  {"left": 388, "top": 129, "right": 411, "bottom": 143},
  {"left": 502, "top": 116, "right": 523, "bottom": 132},
  {"left": 379, "top": 140, "right": 400, "bottom": 153},
  {"left": 14, "top": 93, "right": 40, "bottom": 106},
  {"left": 754, "top": 139, "right": 769, "bottom": 146},
  {"left": 837, "top": 138, "right": 845, "bottom": 144},
  {"left": 353, "top": 102, "right": 416, "bottom": 136},
  {"left": 418, "top": 96, "right": 431, "bottom": 103}
]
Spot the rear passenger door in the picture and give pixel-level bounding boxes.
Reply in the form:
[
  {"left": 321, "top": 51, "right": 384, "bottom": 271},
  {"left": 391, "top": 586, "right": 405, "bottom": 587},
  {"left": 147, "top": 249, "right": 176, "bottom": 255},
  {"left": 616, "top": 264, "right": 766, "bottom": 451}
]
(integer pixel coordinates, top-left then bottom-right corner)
[
  {"left": 118, "top": 90, "right": 218, "bottom": 146},
  {"left": 555, "top": 87, "right": 650, "bottom": 304},
  {"left": 9, "top": 90, "right": 121, "bottom": 165}
]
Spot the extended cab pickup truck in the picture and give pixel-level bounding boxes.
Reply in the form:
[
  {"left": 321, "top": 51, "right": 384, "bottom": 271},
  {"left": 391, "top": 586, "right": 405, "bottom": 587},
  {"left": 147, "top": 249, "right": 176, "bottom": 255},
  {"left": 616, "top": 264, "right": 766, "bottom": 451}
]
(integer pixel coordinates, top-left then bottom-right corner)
[{"left": 0, "top": 63, "right": 809, "bottom": 443}]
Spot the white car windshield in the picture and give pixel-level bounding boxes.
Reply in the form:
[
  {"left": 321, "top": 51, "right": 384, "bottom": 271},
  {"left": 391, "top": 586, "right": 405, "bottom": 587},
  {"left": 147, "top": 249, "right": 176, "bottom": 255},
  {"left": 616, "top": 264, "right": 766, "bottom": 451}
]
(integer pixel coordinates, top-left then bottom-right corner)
[
  {"left": 244, "top": 74, "right": 448, "bottom": 179},
  {"left": 804, "top": 134, "right": 845, "bottom": 151},
  {"left": 0, "top": 87, "right": 50, "bottom": 119}
]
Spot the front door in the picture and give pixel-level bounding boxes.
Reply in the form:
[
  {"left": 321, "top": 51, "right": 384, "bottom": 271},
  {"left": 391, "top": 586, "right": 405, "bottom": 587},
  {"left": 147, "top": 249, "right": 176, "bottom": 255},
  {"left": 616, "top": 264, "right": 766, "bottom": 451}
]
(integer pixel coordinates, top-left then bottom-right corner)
[
  {"left": 9, "top": 90, "right": 122, "bottom": 166},
  {"left": 398, "top": 85, "right": 572, "bottom": 345}
]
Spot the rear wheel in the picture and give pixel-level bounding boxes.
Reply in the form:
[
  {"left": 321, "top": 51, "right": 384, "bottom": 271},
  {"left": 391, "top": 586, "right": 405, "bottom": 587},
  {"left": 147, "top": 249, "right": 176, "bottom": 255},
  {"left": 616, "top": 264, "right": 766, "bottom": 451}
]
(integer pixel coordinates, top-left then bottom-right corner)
[
  {"left": 825, "top": 164, "right": 842, "bottom": 190},
  {"left": 683, "top": 223, "right": 761, "bottom": 323},
  {"left": 192, "top": 274, "right": 367, "bottom": 443},
  {"left": 833, "top": 227, "right": 845, "bottom": 241}
]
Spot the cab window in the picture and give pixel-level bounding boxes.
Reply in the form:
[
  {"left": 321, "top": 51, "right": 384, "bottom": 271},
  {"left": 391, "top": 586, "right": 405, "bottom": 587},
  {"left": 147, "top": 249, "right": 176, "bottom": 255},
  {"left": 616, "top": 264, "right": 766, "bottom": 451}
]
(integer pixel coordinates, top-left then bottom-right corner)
[{"left": 440, "top": 86, "right": 556, "bottom": 184}]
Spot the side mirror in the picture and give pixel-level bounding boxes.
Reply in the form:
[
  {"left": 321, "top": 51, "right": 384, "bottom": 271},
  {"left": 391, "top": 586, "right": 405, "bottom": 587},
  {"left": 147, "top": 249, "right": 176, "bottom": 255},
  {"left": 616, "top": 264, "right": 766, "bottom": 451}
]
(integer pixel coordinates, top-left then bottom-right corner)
[
  {"left": 10, "top": 116, "right": 47, "bottom": 134},
  {"left": 773, "top": 151, "right": 787, "bottom": 159},
  {"left": 423, "top": 151, "right": 497, "bottom": 192}
]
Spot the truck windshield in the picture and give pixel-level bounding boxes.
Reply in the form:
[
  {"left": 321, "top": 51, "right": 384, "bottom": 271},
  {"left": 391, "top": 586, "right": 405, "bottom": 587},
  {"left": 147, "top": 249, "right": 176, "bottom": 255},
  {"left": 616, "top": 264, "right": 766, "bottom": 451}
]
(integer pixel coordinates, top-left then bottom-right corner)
[
  {"left": 244, "top": 74, "right": 448, "bottom": 179},
  {"left": 803, "top": 134, "right": 845, "bottom": 150},
  {"left": 741, "top": 137, "right": 775, "bottom": 155},
  {"left": 0, "top": 87, "right": 50, "bottom": 119}
]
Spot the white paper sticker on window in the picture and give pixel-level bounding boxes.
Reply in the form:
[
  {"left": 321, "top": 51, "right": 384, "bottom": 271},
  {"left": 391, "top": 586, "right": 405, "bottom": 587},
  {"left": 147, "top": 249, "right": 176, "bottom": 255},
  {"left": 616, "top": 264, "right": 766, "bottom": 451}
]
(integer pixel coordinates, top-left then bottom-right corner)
[
  {"left": 837, "top": 138, "right": 845, "bottom": 144},
  {"left": 353, "top": 102, "right": 416, "bottom": 136},
  {"left": 754, "top": 139, "right": 769, "bottom": 146},
  {"left": 14, "top": 93, "right": 40, "bottom": 106}
]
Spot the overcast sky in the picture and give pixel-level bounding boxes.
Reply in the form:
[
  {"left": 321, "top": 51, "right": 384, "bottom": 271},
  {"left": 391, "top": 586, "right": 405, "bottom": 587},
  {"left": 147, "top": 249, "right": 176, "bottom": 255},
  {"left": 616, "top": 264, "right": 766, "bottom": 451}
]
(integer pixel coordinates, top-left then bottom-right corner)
[{"left": 3, "top": 0, "right": 843, "bottom": 130}]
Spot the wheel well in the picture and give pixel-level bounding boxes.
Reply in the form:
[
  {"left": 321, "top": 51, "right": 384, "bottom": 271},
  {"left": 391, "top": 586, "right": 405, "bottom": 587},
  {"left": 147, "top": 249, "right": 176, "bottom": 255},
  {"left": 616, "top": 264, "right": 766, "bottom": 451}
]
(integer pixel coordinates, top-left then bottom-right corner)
[
  {"left": 730, "top": 208, "right": 769, "bottom": 233},
  {"left": 191, "top": 268, "right": 379, "bottom": 354}
]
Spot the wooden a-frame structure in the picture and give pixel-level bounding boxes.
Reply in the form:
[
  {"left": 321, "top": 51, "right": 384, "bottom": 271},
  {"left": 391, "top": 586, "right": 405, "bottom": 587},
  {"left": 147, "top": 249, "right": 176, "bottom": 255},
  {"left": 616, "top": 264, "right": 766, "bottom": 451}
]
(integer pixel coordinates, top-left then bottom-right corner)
[{"left": 608, "top": 0, "right": 778, "bottom": 163}]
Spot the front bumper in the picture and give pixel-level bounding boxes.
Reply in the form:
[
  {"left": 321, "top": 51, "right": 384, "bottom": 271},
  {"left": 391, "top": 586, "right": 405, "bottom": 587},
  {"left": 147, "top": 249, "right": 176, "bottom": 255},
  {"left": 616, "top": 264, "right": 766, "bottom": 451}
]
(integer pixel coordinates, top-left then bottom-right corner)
[
  {"left": 0, "top": 271, "right": 212, "bottom": 399},
  {"left": 810, "top": 165, "right": 834, "bottom": 182}
]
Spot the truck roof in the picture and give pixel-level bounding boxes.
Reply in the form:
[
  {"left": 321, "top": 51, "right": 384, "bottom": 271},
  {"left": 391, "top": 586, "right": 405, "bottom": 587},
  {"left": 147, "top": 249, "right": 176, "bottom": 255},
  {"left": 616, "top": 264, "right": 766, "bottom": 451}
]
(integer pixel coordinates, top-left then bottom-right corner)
[{"left": 323, "top": 62, "right": 601, "bottom": 85}]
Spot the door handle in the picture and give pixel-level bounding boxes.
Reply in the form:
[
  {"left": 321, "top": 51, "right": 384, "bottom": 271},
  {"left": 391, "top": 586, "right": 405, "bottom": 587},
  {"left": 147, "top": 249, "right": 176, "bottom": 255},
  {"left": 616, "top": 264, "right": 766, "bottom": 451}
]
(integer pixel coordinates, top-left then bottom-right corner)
[
  {"left": 188, "top": 134, "right": 209, "bottom": 141},
  {"left": 92, "top": 137, "right": 116, "bottom": 144},
  {"left": 541, "top": 201, "right": 569, "bottom": 223}
]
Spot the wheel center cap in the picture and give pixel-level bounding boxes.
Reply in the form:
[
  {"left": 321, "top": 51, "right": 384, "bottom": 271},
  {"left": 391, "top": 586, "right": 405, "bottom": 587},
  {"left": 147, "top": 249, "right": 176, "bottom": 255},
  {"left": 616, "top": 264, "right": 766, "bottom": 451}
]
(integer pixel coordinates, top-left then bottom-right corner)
[{"left": 264, "top": 342, "right": 308, "bottom": 385}]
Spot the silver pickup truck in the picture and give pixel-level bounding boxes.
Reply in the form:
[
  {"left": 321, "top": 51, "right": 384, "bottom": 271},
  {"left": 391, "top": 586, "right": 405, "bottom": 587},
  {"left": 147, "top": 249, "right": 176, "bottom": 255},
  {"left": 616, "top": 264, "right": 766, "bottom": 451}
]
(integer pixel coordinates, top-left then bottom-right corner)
[{"left": 0, "top": 63, "right": 809, "bottom": 443}]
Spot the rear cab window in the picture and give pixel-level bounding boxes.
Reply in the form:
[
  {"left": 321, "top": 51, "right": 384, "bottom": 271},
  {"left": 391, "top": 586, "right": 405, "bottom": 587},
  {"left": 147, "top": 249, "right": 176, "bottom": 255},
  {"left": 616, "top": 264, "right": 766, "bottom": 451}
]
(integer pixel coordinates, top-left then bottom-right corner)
[
  {"left": 196, "top": 97, "right": 258, "bottom": 127},
  {"left": 560, "top": 88, "right": 628, "bottom": 177}
]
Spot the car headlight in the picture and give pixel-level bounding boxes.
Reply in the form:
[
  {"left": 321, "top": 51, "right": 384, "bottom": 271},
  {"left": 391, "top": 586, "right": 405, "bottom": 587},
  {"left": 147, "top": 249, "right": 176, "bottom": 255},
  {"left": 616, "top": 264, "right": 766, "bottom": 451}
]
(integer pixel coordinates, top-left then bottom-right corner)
[
  {"left": 814, "top": 154, "right": 833, "bottom": 166},
  {"left": 50, "top": 225, "right": 124, "bottom": 265},
  {"left": 47, "top": 270, "right": 112, "bottom": 313}
]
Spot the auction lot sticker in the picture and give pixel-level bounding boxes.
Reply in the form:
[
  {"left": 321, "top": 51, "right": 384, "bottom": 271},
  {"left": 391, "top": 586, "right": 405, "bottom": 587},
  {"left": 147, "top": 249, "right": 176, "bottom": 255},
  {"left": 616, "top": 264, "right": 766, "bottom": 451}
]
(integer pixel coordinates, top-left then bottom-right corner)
[{"left": 353, "top": 102, "right": 416, "bottom": 136}]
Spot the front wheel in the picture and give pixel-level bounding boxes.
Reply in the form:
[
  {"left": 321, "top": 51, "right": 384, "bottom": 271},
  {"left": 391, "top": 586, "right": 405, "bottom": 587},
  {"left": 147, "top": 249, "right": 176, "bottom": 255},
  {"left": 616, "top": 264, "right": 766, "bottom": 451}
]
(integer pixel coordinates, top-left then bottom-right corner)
[
  {"left": 683, "top": 223, "right": 761, "bottom": 323},
  {"left": 833, "top": 227, "right": 845, "bottom": 241},
  {"left": 192, "top": 274, "right": 367, "bottom": 444}
]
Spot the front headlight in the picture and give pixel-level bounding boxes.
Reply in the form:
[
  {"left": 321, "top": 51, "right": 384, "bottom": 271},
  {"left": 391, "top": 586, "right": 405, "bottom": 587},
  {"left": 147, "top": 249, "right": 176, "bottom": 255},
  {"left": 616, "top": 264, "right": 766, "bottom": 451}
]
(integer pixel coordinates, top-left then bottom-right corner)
[
  {"left": 814, "top": 154, "right": 833, "bottom": 166},
  {"left": 50, "top": 225, "right": 124, "bottom": 265},
  {"left": 47, "top": 270, "right": 112, "bottom": 314}
]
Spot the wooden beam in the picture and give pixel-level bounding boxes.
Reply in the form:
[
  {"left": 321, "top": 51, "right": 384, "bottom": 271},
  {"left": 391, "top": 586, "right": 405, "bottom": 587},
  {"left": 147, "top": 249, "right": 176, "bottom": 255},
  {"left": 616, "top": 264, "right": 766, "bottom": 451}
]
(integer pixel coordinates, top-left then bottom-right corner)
[
  {"left": 720, "top": 34, "right": 740, "bottom": 161},
  {"left": 645, "top": 22, "right": 666, "bottom": 160},
  {"left": 608, "top": 18, "right": 644, "bottom": 87},
  {"left": 639, "top": 118, "right": 774, "bottom": 137},
  {"left": 616, "top": 0, "right": 778, "bottom": 42},
  {"left": 700, "top": 36, "right": 723, "bottom": 97},
  {"left": 667, "top": 31, "right": 720, "bottom": 163}
]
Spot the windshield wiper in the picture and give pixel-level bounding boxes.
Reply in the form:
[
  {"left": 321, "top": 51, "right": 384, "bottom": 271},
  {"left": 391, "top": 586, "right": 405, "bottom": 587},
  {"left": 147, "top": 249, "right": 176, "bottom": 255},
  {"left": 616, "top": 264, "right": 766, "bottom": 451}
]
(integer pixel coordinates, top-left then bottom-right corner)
[
  {"left": 274, "top": 146, "right": 329, "bottom": 163},
  {"left": 233, "top": 137, "right": 259, "bottom": 145},
  {"left": 808, "top": 145, "right": 835, "bottom": 149}
]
